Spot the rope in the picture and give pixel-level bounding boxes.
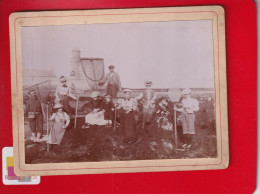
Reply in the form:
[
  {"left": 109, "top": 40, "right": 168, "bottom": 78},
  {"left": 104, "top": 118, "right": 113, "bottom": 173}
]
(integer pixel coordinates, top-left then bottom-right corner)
[{"left": 80, "top": 60, "right": 104, "bottom": 82}]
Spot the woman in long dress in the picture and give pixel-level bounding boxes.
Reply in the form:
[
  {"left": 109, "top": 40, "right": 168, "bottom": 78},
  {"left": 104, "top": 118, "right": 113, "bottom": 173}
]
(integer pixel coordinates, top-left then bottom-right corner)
[
  {"left": 117, "top": 89, "right": 138, "bottom": 144},
  {"left": 48, "top": 103, "right": 70, "bottom": 146},
  {"left": 136, "top": 81, "right": 156, "bottom": 129}
]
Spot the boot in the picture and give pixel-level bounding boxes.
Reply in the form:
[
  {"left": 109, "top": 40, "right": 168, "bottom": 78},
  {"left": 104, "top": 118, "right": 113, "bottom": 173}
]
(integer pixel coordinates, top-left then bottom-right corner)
[
  {"left": 30, "top": 133, "right": 36, "bottom": 142},
  {"left": 35, "top": 133, "right": 41, "bottom": 142}
]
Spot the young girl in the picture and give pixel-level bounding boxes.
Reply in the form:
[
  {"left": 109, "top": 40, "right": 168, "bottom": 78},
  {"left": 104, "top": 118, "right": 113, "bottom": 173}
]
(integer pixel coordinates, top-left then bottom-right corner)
[
  {"left": 48, "top": 103, "right": 70, "bottom": 146},
  {"left": 103, "top": 95, "right": 114, "bottom": 127},
  {"left": 175, "top": 88, "right": 199, "bottom": 149}
]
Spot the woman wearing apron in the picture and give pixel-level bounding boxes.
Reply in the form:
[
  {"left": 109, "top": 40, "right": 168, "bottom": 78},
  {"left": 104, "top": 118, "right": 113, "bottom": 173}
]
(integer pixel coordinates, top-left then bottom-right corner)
[{"left": 48, "top": 103, "right": 70, "bottom": 148}]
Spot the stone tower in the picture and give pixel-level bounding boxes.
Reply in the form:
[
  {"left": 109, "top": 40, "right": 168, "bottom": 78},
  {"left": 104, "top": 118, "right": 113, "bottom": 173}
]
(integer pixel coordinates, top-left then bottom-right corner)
[
  {"left": 70, "top": 47, "right": 81, "bottom": 77},
  {"left": 69, "top": 48, "right": 105, "bottom": 92}
]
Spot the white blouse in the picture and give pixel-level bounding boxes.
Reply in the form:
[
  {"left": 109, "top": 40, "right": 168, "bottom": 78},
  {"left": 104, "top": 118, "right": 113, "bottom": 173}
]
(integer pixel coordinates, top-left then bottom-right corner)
[
  {"left": 181, "top": 98, "right": 199, "bottom": 113},
  {"left": 49, "top": 112, "right": 70, "bottom": 125},
  {"left": 118, "top": 98, "right": 138, "bottom": 111}
]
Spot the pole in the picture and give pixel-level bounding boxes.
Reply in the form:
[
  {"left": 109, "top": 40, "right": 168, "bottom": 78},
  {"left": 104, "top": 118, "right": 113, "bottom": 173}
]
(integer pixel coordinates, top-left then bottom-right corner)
[
  {"left": 174, "top": 102, "right": 177, "bottom": 149},
  {"left": 113, "top": 107, "right": 117, "bottom": 131},
  {"left": 74, "top": 96, "right": 80, "bottom": 129},
  {"left": 46, "top": 104, "right": 49, "bottom": 152},
  {"left": 36, "top": 85, "right": 46, "bottom": 120}
]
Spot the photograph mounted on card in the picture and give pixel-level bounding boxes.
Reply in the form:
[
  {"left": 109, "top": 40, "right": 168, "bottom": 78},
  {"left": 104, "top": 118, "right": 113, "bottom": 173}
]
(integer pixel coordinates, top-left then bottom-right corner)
[{"left": 9, "top": 6, "right": 229, "bottom": 176}]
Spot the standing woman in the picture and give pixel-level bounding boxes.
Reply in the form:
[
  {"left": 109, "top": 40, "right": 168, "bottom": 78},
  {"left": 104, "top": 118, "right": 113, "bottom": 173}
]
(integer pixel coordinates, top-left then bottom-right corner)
[
  {"left": 117, "top": 89, "right": 138, "bottom": 144},
  {"left": 48, "top": 103, "right": 70, "bottom": 147},
  {"left": 175, "top": 88, "right": 199, "bottom": 149},
  {"left": 136, "top": 81, "right": 156, "bottom": 129}
]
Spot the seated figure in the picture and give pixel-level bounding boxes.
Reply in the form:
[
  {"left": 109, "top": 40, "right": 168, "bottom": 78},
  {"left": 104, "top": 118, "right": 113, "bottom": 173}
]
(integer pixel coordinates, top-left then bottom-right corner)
[{"left": 82, "top": 91, "right": 108, "bottom": 129}]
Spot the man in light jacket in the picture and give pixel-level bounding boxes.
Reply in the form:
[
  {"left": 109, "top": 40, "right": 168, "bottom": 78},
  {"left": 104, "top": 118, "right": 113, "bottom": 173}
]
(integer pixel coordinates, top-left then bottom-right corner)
[{"left": 99, "top": 65, "right": 122, "bottom": 99}]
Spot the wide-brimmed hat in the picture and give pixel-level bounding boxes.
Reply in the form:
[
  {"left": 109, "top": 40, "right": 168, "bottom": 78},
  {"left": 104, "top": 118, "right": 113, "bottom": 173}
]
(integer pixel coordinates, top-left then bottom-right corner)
[
  {"left": 53, "top": 103, "right": 63, "bottom": 109},
  {"left": 182, "top": 88, "right": 191, "bottom": 95},
  {"left": 59, "top": 76, "right": 67, "bottom": 83},
  {"left": 144, "top": 81, "right": 153, "bottom": 86},
  {"left": 28, "top": 90, "right": 35, "bottom": 95},
  {"left": 104, "top": 94, "right": 111, "bottom": 99},
  {"left": 108, "top": 65, "right": 115, "bottom": 69},
  {"left": 123, "top": 89, "right": 132, "bottom": 94},
  {"left": 91, "top": 91, "right": 100, "bottom": 98}
]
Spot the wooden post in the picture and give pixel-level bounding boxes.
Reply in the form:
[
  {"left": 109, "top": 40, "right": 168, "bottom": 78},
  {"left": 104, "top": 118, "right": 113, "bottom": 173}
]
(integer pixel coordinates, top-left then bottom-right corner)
[
  {"left": 174, "top": 102, "right": 177, "bottom": 150},
  {"left": 46, "top": 104, "right": 49, "bottom": 152},
  {"left": 113, "top": 108, "right": 117, "bottom": 131},
  {"left": 74, "top": 96, "right": 79, "bottom": 129}
]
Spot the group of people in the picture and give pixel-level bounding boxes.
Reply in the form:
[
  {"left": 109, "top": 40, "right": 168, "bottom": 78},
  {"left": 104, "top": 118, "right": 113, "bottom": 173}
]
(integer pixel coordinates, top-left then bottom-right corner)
[{"left": 24, "top": 65, "right": 200, "bottom": 150}]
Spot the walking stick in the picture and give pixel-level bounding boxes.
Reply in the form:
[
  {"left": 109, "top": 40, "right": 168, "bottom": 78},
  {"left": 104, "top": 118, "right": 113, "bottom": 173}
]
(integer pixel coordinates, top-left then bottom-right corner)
[
  {"left": 174, "top": 103, "right": 178, "bottom": 149},
  {"left": 46, "top": 104, "right": 49, "bottom": 152},
  {"left": 74, "top": 96, "right": 80, "bottom": 129},
  {"left": 113, "top": 107, "right": 117, "bottom": 131}
]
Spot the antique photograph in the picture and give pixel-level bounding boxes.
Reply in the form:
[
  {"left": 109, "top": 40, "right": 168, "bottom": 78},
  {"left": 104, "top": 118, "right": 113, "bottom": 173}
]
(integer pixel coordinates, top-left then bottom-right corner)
[{"left": 10, "top": 7, "right": 228, "bottom": 176}]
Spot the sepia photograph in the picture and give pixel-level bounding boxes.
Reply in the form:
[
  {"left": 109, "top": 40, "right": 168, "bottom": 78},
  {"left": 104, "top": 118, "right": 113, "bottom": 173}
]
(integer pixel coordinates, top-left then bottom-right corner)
[{"left": 10, "top": 6, "right": 228, "bottom": 176}]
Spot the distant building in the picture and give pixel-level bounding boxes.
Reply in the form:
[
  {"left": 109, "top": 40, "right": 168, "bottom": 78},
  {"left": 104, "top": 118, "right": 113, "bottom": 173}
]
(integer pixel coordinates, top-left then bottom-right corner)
[{"left": 22, "top": 69, "right": 57, "bottom": 87}]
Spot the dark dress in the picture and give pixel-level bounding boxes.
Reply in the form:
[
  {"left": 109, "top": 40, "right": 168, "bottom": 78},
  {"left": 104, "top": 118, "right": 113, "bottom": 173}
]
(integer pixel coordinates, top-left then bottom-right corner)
[{"left": 117, "top": 98, "right": 138, "bottom": 143}]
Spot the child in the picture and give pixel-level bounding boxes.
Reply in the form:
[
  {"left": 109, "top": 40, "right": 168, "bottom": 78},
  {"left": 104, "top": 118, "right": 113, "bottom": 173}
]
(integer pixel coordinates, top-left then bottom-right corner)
[{"left": 103, "top": 95, "right": 114, "bottom": 127}]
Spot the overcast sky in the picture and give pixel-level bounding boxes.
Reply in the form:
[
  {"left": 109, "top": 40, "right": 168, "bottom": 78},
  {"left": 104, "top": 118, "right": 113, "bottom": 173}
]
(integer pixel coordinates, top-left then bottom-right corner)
[{"left": 21, "top": 20, "right": 214, "bottom": 88}]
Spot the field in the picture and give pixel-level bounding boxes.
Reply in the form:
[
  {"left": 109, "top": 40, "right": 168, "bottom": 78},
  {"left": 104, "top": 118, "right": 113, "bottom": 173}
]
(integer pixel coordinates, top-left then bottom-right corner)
[{"left": 24, "top": 96, "right": 217, "bottom": 164}]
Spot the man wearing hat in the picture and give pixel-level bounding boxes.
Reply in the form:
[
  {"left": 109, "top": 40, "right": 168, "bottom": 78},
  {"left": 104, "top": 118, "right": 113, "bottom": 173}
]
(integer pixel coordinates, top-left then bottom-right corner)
[
  {"left": 175, "top": 88, "right": 199, "bottom": 149},
  {"left": 98, "top": 65, "right": 121, "bottom": 99},
  {"left": 55, "top": 76, "right": 77, "bottom": 114},
  {"left": 25, "top": 90, "right": 43, "bottom": 142}
]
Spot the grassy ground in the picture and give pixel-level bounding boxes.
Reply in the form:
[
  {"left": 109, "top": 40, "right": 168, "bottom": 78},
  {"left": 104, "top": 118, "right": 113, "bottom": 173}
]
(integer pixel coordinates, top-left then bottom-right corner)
[{"left": 24, "top": 99, "right": 217, "bottom": 164}]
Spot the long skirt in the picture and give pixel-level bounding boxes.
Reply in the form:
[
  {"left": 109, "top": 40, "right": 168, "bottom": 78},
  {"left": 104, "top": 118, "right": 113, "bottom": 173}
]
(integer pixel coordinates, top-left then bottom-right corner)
[
  {"left": 120, "top": 111, "right": 137, "bottom": 142},
  {"left": 85, "top": 111, "right": 108, "bottom": 125},
  {"left": 48, "top": 122, "right": 66, "bottom": 145},
  {"left": 182, "top": 112, "right": 196, "bottom": 134},
  {"left": 142, "top": 107, "right": 155, "bottom": 123},
  {"left": 106, "top": 84, "right": 118, "bottom": 99}
]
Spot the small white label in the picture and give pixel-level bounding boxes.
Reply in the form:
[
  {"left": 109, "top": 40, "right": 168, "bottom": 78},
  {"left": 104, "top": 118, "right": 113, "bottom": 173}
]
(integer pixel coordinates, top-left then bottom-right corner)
[{"left": 2, "top": 147, "right": 40, "bottom": 185}]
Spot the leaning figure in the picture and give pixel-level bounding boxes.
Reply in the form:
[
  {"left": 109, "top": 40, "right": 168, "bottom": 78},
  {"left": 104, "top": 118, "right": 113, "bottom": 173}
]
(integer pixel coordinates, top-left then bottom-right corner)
[
  {"left": 174, "top": 88, "right": 199, "bottom": 149},
  {"left": 55, "top": 76, "right": 77, "bottom": 114}
]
